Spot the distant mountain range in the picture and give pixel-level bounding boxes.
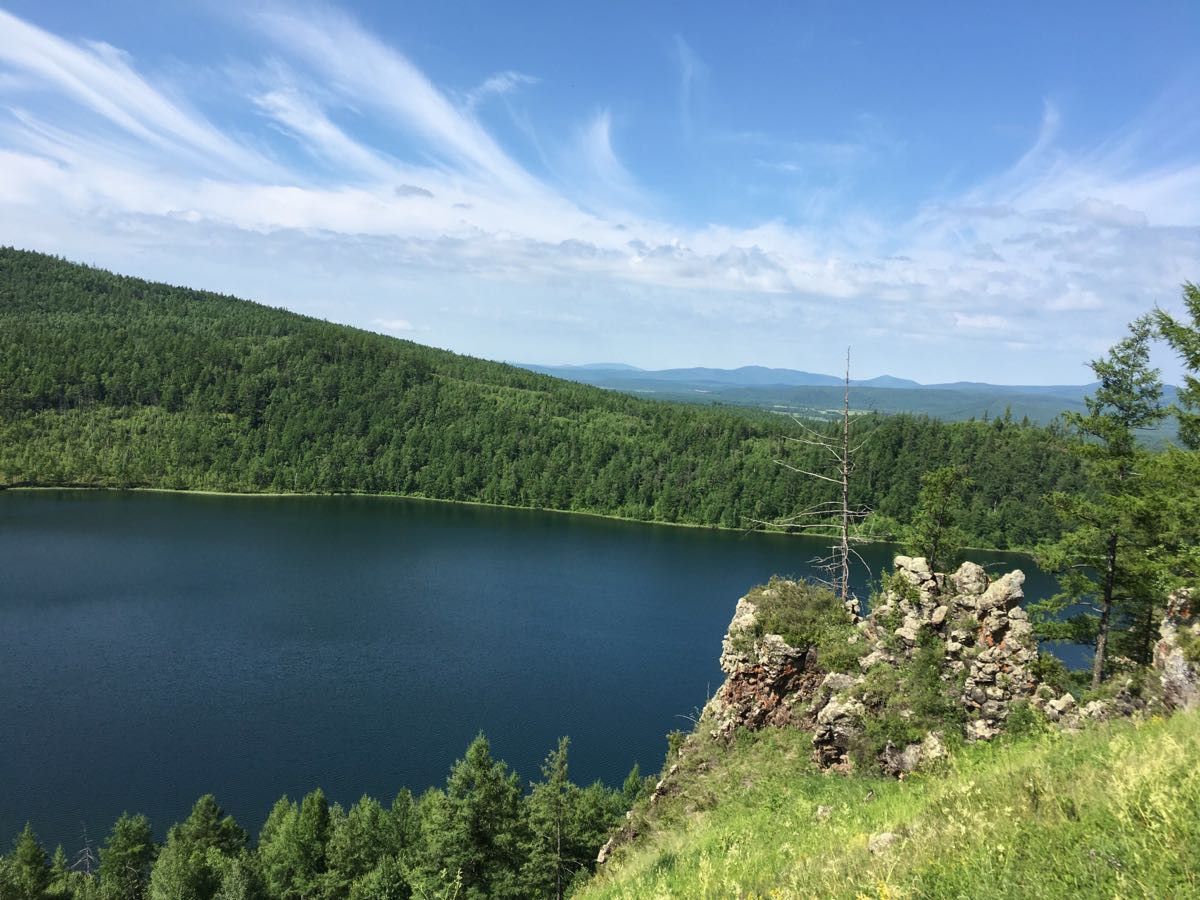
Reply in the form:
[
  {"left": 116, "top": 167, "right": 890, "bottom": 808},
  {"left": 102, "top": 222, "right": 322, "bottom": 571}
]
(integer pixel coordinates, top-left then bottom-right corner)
[{"left": 517, "top": 363, "right": 1178, "bottom": 433}]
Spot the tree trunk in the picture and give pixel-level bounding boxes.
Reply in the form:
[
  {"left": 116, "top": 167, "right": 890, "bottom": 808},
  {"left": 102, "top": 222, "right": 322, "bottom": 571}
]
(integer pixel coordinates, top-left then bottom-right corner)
[
  {"left": 839, "top": 348, "right": 851, "bottom": 602},
  {"left": 1092, "top": 531, "right": 1118, "bottom": 690}
]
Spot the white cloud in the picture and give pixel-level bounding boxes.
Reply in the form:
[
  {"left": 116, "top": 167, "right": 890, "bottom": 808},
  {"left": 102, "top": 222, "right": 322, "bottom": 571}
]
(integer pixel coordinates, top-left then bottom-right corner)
[
  {"left": 251, "top": 4, "right": 539, "bottom": 196},
  {"left": 571, "top": 108, "right": 644, "bottom": 212},
  {"left": 374, "top": 318, "right": 415, "bottom": 332},
  {"left": 0, "top": 5, "right": 1196, "bottom": 381},
  {"left": 0, "top": 10, "right": 271, "bottom": 178},
  {"left": 464, "top": 71, "right": 538, "bottom": 110},
  {"left": 953, "top": 312, "right": 1012, "bottom": 333}
]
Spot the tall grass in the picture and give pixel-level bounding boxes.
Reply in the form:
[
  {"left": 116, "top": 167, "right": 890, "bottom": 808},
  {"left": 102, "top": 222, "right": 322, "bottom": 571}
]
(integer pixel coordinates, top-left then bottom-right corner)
[{"left": 582, "top": 711, "right": 1199, "bottom": 899}]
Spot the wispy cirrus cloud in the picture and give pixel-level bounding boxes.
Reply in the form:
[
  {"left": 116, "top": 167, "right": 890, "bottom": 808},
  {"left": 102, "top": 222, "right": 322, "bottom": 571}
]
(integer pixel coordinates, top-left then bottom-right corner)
[
  {"left": 0, "top": 4, "right": 1196, "bottom": 380},
  {"left": 464, "top": 70, "right": 539, "bottom": 111},
  {"left": 0, "top": 9, "right": 272, "bottom": 178},
  {"left": 672, "top": 35, "right": 707, "bottom": 140},
  {"left": 250, "top": 4, "right": 540, "bottom": 196}
]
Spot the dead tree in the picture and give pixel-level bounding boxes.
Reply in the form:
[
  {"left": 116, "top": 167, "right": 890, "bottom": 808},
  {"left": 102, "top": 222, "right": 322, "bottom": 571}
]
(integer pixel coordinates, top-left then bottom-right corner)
[
  {"left": 72, "top": 824, "right": 96, "bottom": 877},
  {"left": 750, "top": 348, "right": 871, "bottom": 616}
]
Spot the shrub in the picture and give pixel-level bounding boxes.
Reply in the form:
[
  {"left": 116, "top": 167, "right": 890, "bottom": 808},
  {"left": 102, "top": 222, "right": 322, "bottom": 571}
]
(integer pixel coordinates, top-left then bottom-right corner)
[
  {"left": 745, "top": 577, "right": 864, "bottom": 671},
  {"left": 850, "top": 631, "right": 964, "bottom": 771}
]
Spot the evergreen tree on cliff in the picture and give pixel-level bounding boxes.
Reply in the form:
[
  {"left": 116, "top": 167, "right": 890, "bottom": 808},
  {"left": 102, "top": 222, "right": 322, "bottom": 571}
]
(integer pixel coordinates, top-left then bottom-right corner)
[
  {"left": 1149, "top": 282, "right": 1200, "bottom": 598},
  {"left": 1154, "top": 282, "right": 1200, "bottom": 450},
  {"left": 903, "top": 465, "right": 972, "bottom": 575},
  {"left": 1035, "top": 319, "right": 1165, "bottom": 688}
]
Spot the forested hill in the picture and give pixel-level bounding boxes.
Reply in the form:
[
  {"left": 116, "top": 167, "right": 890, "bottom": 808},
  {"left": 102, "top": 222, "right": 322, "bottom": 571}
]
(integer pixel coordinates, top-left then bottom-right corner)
[{"left": 0, "top": 247, "right": 1085, "bottom": 549}]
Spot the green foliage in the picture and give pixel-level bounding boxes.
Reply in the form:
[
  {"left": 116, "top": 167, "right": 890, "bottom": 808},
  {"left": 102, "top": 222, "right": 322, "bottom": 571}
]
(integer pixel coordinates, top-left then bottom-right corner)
[
  {"left": 210, "top": 853, "right": 265, "bottom": 900},
  {"left": 256, "top": 790, "right": 328, "bottom": 900},
  {"left": 744, "top": 578, "right": 862, "bottom": 671},
  {"left": 902, "top": 464, "right": 972, "bottom": 574},
  {"left": 1001, "top": 701, "right": 1049, "bottom": 740},
  {"left": 1034, "top": 319, "right": 1167, "bottom": 685},
  {"left": 1178, "top": 627, "right": 1200, "bottom": 666},
  {"left": 520, "top": 737, "right": 624, "bottom": 900},
  {"left": 1154, "top": 282, "right": 1200, "bottom": 450},
  {"left": 1, "top": 824, "right": 51, "bottom": 900},
  {"left": 98, "top": 813, "right": 154, "bottom": 900},
  {"left": 620, "top": 764, "right": 646, "bottom": 808},
  {"left": 1029, "top": 652, "right": 1089, "bottom": 698},
  {"left": 2, "top": 732, "right": 627, "bottom": 900},
  {"left": 852, "top": 632, "right": 964, "bottom": 771},
  {"left": 322, "top": 795, "right": 402, "bottom": 896},
  {"left": 0, "top": 247, "right": 1085, "bottom": 550},
  {"left": 418, "top": 734, "right": 525, "bottom": 899},
  {"left": 663, "top": 730, "right": 687, "bottom": 762},
  {"left": 148, "top": 797, "right": 245, "bottom": 900}
]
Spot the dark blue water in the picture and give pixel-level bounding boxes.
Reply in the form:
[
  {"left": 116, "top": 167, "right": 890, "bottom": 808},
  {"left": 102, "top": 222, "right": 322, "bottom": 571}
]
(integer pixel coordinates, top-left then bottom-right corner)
[{"left": 0, "top": 490, "right": 1067, "bottom": 852}]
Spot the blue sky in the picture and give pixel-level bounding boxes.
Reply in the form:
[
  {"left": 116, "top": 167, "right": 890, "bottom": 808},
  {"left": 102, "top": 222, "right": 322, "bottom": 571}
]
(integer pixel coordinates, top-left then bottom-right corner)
[{"left": 1, "top": 2, "right": 1198, "bottom": 382}]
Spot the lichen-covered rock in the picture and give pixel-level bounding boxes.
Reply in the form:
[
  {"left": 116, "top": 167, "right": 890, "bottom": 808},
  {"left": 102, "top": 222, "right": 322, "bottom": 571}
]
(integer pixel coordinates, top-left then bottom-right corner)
[
  {"left": 879, "top": 732, "right": 947, "bottom": 776},
  {"left": 812, "top": 696, "right": 866, "bottom": 768},
  {"left": 953, "top": 561, "right": 990, "bottom": 596},
  {"left": 1155, "top": 589, "right": 1199, "bottom": 712}
]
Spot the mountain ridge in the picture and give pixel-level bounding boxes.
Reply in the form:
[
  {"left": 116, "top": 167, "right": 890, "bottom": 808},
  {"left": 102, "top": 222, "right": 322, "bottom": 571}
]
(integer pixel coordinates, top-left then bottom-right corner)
[
  {"left": 519, "top": 361, "right": 1103, "bottom": 395},
  {"left": 518, "top": 362, "right": 1179, "bottom": 431}
]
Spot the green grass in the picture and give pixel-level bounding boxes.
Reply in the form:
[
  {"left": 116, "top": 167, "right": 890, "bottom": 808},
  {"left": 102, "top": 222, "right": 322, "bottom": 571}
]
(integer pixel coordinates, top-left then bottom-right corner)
[{"left": 581, "top": 711, "right": 1200, "bottom": 899}]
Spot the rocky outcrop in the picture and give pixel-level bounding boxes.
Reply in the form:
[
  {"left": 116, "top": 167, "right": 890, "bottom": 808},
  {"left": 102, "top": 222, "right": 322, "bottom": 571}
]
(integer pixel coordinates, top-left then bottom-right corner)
[
  {"left": 598, "top": 560, "right": 1198, "bottom": 867},
  {"left": 695, "top": 559, "right": 1200, "bottom": 780},
  {"left": 700, "top": 591, "right": 825, "bottom": 740},
  {"left": 696, "top": 556, "right": 1052, "bottom": 774},
  {"left": 864, "top": 557, "right": 1040, "bottom": 744},
  {"left": 1156, "top": 589, "right": 1200, "bottom": 712}
]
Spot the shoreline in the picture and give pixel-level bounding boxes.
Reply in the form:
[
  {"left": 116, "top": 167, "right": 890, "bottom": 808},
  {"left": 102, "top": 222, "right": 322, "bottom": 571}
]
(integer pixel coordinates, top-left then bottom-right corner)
[{"left": 2, "top": 482, "right": 1029, "bottom": 557}]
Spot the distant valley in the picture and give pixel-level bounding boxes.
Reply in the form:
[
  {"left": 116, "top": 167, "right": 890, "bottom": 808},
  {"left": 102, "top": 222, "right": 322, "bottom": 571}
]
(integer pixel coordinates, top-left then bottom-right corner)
[{"left": 519, "top": 362, "right": 1179, "bottom": 429}]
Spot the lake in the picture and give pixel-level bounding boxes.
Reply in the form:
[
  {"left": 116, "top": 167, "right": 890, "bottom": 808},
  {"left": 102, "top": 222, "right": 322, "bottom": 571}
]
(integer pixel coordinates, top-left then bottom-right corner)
[{"left": 0, "top": 489, "right": 1068, "bottom": 852}]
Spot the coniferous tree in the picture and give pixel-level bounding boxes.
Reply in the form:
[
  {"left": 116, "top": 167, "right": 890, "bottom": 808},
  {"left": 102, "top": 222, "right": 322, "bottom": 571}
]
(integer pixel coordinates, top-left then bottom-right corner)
[
  {"left": 323, "top": 796, "right": 402, "bottom": 897},
  {"left": 210, "top": 853, "right": 265, "bottom": 900},
  {"left": 1034, "top": 319, "right": 1165, "bottom": 688},
  {"left": 256, "top": 790, "right": 329, "bottom": 900},
  {"left": 521, "top": 737, "right": 575, "bottom": 900},
  {"left": 148, "top": 797, "right": 245, "bottom": 900},
  {"left": 2, "top": 825, "right": 51, "bottom": 900},
  {"left": 413, "top": 735, "right": 525, "bottom": 900},
  {"left": 98, "top": 813, "right": 155, "bottom": 900},
  {"left": 1154, "top": 282, "right": 1200, "bottom": 449},
  {"left": 903, "top": 465, "right": 972, "bottom": 575},
  {"left": 1145, "top": 282, "right": 1200, "bottom": 609},
  {"left": 45, "top": 848, "right": 71, "bottom": 900}
]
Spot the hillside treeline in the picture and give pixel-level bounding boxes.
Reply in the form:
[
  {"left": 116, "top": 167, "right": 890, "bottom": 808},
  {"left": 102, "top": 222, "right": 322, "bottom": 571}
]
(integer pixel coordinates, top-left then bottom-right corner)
[{"left": 0, "top": 247, "right": 1084, "bottom": 549}]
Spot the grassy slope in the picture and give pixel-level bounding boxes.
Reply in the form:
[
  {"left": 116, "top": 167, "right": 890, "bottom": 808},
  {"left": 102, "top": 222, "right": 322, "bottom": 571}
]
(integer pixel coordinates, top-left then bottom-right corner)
[{"left": 582, "top": 711, "right": 1199, "bottom": 899}]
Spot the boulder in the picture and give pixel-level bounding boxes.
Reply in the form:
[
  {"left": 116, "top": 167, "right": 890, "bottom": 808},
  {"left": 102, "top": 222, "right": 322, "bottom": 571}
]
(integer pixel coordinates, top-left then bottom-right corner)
[{"left": 953, "top": 561, "right": 990, "bottom": 596}]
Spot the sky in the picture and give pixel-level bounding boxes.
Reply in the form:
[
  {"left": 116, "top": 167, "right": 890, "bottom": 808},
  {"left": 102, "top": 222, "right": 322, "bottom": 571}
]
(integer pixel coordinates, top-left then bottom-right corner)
[{"left": 0, "top": 2, "right": 1198, "bottom": 383}]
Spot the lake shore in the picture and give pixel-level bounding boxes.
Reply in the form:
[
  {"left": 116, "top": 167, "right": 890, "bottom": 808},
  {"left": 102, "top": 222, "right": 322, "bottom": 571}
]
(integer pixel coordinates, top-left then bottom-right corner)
[{"left": 2, "top": 482, "right": 1027, "bottom": 557}]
